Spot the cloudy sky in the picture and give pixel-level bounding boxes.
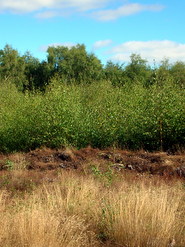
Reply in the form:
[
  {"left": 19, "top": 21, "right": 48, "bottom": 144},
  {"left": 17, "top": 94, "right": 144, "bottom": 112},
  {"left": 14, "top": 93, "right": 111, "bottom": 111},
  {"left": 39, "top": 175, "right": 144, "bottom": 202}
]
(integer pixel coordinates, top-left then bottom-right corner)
[{"left": 0, "top": 0, "right": 185, "bottom": 64}]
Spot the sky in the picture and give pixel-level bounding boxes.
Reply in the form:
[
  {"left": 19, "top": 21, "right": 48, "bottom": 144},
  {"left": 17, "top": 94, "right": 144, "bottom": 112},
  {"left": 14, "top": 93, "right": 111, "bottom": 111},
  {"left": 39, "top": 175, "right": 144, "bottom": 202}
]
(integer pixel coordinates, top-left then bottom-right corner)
[{"left": 0, "top": 0, "right": 185, "bottom": 65}]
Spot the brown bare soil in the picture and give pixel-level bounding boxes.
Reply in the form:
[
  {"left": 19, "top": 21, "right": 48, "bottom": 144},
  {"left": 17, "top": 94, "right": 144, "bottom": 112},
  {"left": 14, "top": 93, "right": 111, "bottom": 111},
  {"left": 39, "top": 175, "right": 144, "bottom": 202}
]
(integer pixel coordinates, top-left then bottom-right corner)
[{"left": 0, "top": 147, "right": 185, "bottom": 180}]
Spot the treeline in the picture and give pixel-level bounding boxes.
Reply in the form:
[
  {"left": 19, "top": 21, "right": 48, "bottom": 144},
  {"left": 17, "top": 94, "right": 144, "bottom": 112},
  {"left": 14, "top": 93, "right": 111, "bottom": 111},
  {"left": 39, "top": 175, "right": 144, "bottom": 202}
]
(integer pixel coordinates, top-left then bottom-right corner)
[{"left": 0, "top": 44, "right": 185, "bottom": 90}]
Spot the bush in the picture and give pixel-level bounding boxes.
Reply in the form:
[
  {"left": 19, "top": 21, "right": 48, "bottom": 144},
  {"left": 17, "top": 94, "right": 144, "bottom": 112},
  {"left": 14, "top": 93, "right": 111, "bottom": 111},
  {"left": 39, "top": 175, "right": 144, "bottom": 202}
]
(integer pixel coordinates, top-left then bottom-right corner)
[{"left": 0, "top": 79, "right": 184, "bottom": 152}]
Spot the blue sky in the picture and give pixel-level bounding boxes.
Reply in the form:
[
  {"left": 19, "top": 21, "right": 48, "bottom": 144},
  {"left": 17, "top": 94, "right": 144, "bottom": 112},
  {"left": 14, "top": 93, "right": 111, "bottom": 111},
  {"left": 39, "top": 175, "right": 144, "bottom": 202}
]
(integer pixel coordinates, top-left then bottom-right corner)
[{"left": 0, "top": 0, "right": 185, "bottom": 64}]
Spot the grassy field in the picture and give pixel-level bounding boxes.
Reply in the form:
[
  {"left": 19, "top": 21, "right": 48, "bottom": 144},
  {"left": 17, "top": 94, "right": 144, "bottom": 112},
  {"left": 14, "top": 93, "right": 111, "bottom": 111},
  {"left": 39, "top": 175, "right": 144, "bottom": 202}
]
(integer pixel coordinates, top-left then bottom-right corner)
[{"left": 0, "top": 166, "right": 184, "bottom": 247}]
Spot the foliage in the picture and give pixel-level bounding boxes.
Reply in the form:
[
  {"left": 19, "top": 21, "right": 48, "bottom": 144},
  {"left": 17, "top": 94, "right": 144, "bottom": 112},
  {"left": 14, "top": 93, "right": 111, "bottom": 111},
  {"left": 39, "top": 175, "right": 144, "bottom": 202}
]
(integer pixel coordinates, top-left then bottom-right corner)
[
  {"left": 170, "top": 61, "right": 185, "bottom": 88},
  {"left": 0, "top": 44, "right": 27, "bottom": 90},
  {"left": 104, "top": 61, "right": 125, "bottom": 86},
  {"left": 91, "top": 164, "right": 115, "bottom": 186},
  {"left": 1, "top": 44, "right": 185, "bottom": 90},
  {"left": 47, "top": 44, "right": 103, "bottom": 84},
  {"left": 124, "top": 54, "right": 152, "bottom": 85},
  {"left": 23, "top": 52, "right": 51, "bottom": 91},
  {"left": 0, "top": 44, "right": 185, "bottom": 152},
  {"left": 0, "top": 79, "right": 184, "bottom": 152}
]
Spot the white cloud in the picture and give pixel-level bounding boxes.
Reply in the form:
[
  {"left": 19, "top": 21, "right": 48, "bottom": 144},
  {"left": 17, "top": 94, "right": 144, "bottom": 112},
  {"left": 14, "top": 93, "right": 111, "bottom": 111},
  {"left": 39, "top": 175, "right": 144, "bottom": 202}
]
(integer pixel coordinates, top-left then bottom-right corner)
[
  {"left": 93, "top": 40, "right": 112, "bottom": 49},
  {"left": 0, "top": 0, "right": 110, "bottom": 13},
  {"left": 0, "top": 0, "right": 164, "bottom": 20},
  {"left": 40, "top": 42, "right": 76, "bottom": 51},
  {"left": 92, "top": 3, "right": 164, "bottom": 21},
  {"left": 110, "top": 41, "right": 185, "bottom": 63},
  {"left": 36, "top": 11, "right": 59, "bottom": 19}
]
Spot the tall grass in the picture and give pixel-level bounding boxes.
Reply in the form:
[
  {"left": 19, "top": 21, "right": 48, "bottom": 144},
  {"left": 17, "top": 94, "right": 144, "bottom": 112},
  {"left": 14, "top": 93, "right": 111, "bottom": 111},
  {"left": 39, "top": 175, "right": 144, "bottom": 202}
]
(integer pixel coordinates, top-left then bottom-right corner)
[
  {"left": 0, "top": 79, "right": 184, "bottom": 152},
  {"left": 0, "top": 172, "right": 184, "bottom": 247},
  {"left": 104, "top": 184, "right": 185, "bottom": 247}
]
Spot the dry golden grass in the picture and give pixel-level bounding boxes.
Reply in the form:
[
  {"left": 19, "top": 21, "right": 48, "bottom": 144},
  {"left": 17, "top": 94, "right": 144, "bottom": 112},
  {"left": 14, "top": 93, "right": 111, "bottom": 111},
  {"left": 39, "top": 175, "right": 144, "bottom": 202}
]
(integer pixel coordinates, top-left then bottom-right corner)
[
  {"left": 103, "top": 183, "right": 185, "bottom": 247},
  {"left": 0, "top": 171, "right": 184, "bottom": 247}
]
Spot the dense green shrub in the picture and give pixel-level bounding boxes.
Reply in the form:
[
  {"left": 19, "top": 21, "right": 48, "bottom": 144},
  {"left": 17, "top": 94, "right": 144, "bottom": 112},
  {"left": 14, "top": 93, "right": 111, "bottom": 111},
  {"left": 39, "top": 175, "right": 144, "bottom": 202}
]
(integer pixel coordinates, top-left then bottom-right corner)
[{"left": 0, "top": 79, "right": 184, "bottom": 152}]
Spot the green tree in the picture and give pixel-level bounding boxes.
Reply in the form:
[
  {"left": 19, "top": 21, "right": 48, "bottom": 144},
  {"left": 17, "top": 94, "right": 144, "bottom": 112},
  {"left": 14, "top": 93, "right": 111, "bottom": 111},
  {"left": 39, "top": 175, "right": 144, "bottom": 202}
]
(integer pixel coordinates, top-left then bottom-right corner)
[
  {"left": 170, "top": 61, "right": 185, "bottom": 88},
  {"left": 23, "top": 52, "right": 51, "bottom": 91},
  {"left": 104, "top": 61, "right": 126, "bottom": 86},
  {"left": 150, "top": 59, "right": 173, "bottom": 87},
  {"left": 0, "top": 44, "right": 26, "bottom": 90},
  {"left": 47, "top": 44, "right": 103, "bottom": 84},
  {"left": 124, "top": 54, "right": 151, "bottom": 85}
]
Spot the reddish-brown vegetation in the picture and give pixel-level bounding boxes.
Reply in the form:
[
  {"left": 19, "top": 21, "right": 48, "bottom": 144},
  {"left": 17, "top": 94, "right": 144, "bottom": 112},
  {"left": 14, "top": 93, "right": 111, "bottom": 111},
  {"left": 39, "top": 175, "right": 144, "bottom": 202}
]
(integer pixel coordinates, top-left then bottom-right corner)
[{"left": 1, "top": 147, "right": 184, "bottom": 178}]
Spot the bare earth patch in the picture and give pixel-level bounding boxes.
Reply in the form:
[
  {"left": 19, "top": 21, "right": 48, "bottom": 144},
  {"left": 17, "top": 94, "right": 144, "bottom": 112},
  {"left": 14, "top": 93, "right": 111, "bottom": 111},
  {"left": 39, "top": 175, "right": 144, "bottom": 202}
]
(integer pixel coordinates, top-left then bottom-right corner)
[{"left": 0, "top": 147, "right": 184, "bottom": 179}]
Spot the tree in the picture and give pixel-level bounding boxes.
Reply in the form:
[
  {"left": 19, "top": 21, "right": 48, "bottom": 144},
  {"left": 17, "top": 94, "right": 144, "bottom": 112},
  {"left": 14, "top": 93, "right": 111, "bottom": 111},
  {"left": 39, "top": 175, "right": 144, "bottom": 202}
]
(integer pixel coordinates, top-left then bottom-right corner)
[
  {"left": 104, "top": 61, "right": 126, "bottom": 86},
  {"left": 170, "top": 61, "right": 185, "bottom": 88},
  {"left": 0, "top": 44, "right": 26, "bottom": 90},
  {"left": 47, "top": 44, "right": 103, "bottom": 84},
  {"left": 23, "top": 52, "right": 51, "bottom": 91},
  {"left": 124, "top": 54, "right": 151, "bottom": 85},
  {"left": 150, "top": 59, "right": 173, "bottom": 87}
]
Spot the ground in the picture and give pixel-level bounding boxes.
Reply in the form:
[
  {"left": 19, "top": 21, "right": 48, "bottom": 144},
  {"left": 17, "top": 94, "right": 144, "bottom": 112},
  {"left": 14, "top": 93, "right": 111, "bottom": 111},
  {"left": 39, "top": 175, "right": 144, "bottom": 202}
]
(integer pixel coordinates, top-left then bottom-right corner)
[{"left": 0, "top": 147, "right": 185, "bottom": 185}]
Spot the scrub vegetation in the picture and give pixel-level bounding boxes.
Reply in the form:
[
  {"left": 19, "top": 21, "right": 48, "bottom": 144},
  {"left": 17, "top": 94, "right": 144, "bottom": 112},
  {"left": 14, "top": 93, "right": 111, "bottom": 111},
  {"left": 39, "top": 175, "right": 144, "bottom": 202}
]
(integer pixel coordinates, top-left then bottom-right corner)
[{"left": 0, "top": 79, "right": 184, "bottom": 152}]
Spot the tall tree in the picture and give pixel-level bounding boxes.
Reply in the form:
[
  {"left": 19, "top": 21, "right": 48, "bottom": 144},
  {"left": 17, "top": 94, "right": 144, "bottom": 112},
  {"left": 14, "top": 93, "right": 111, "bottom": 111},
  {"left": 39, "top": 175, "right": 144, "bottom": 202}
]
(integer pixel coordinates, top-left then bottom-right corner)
[
  {"left": 104, "top": 61, "right": 126, "bottom": 86},
  {"left": 23, "top": 52, "right": 51, "bottom": 91},
  {"left": 0, "top": 44, "right": 26, "bottom": 90},
  {"left": 124, "top": 54, "right": 151, "bottom": 85},
  {"left": 47, "top": 44, "right": 103, "bottom": 84},
  {"left": 170, "top": 61, "right": 185, "bottom": 88},
  {"left": 151, "top": 59, "right": 173, "bottom": 87}
]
